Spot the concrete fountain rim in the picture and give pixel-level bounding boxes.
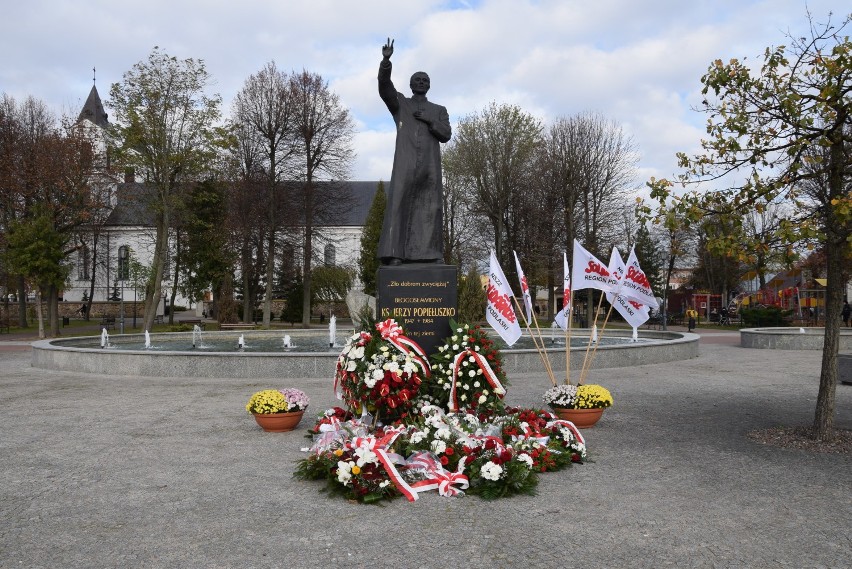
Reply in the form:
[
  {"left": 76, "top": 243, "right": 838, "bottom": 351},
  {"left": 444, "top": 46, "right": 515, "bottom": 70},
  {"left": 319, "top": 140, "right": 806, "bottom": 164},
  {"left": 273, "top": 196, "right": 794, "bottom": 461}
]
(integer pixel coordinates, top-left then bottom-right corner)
[{"left": 31, "top": 328, "right": 699, "bottom": 378}]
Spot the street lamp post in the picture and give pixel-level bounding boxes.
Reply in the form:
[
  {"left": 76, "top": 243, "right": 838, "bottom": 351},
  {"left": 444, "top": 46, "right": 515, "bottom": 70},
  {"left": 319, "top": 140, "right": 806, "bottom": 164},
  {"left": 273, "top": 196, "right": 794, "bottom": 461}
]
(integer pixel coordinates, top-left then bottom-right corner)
[
  {"left": 120, "top": 276, "right": 125, "bottom": 334},
  {"left": 118, "top": 245, "right": 128, "bottom": 334}
]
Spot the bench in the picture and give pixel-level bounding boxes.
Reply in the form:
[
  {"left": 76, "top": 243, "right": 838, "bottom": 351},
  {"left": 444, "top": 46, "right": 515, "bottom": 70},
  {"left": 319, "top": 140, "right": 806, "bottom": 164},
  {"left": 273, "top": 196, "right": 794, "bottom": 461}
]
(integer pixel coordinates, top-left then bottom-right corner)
[
  {"left": 840, "top": 353, "right": 852, "bottom": 386},
  {"left": 100, "top": 316, "right": 115, "bottom": 330},
  {"left": 219, "top": 323, "right": 256, "bottom": 331},
  {"left": 181, "top": 318, "right": 205, "bottom": 330}
]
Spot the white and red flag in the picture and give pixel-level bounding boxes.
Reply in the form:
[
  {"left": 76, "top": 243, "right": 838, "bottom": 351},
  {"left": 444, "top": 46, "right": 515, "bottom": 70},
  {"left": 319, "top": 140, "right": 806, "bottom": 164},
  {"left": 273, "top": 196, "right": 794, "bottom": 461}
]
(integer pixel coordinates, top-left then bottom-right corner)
[
  {"left": 621, "top": 247, "right": 660, "bottom": 310},
  {"left": 554, "top": 252, "right": 572, "bottom": 331},
  {"left": 606, "top": 248, "right": 650, "bottom": 329},
  {"left": 486, "top": 250, "right": 522, "bottom": 346},
  {"left": 513, "top": 250, "right": 533, "bottom": 323},
  {"left": 571, "top": 240, "right": 619, "bottom": 294}
]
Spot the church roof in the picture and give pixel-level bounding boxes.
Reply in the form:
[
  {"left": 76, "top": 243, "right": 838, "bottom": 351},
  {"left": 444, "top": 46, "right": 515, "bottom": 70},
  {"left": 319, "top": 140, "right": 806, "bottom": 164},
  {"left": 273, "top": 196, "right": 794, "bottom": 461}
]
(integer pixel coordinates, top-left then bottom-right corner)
[
  {"left": 104, "top": 180, "right": 382, "bottom": 228},
  {"left": 337, "top": 181, "right": 380, "bottom": 226},
  {"left": 77, "top": 85, "right": 109, "bottom": 128},
  {"left": 105, "top": 183, "right": 156, "bottom": 226}
]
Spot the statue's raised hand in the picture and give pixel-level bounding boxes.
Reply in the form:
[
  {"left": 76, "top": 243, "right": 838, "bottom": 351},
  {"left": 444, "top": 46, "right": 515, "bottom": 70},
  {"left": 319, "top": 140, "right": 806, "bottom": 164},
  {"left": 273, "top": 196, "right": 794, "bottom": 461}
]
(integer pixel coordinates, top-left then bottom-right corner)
[{"left": 382, "top": 38, "right": 394, "bottom": 59}]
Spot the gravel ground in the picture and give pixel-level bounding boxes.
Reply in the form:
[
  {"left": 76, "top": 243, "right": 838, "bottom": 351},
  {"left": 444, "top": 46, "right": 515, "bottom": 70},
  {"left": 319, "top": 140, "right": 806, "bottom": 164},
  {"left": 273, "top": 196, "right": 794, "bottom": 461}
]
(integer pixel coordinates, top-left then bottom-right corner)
[{"left": 1, "top": 334, "right": 850, "bottom": 569}]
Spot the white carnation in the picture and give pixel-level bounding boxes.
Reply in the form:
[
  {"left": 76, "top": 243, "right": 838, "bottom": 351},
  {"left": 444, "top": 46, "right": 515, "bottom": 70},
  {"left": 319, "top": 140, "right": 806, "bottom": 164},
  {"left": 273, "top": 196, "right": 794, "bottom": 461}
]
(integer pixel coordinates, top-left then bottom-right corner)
[
  {"left": 410, "top": 430, "right": 429, "bottom": 444},
  {"left": 517, "top": 453, "right": 534, "bottom": 468},
  {"left": 480, "top": 461, "right": 503, "bottom": 481},
  {"left": 431, "top": 439, "right": 447, "bottom": 454}
]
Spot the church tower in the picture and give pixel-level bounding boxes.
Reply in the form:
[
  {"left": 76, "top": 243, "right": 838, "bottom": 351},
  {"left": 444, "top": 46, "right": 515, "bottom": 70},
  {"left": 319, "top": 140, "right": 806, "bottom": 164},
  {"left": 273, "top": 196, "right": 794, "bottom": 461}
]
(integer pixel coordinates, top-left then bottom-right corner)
[
  {"left": 78, "top": 83, "right": 110, "bottom": 128},
  {"left": 75, "top": 74, "right": 111, "bottom": 172}
]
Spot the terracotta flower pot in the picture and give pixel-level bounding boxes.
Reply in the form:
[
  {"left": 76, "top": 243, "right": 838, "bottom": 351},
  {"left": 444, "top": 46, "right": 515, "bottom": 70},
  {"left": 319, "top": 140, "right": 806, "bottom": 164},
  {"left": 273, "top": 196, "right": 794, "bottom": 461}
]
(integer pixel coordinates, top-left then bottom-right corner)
[
  {"left": 252, "top": 410, "right": 305, "bottom": 432},
  {"left": 551, "top": 407, "right": 604, "bottom": 428}
]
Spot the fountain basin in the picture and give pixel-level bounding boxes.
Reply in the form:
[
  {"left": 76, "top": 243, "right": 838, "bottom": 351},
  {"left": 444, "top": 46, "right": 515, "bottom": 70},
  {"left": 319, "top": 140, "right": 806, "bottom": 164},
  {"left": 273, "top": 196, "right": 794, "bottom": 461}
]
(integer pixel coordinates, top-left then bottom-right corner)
[
  {"left": 31, "top": 329, "right": 698, "bottom": 379},
  {"left": 740, "top": 327, "right": 852, "bottom": 350}
]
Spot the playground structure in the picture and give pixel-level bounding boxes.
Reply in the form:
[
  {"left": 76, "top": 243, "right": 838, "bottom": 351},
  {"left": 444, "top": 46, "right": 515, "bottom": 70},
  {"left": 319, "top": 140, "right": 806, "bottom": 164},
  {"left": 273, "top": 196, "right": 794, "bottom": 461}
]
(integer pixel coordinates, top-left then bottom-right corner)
[{"left": 733, "top": 278, "right": 827, "bottom": 325}]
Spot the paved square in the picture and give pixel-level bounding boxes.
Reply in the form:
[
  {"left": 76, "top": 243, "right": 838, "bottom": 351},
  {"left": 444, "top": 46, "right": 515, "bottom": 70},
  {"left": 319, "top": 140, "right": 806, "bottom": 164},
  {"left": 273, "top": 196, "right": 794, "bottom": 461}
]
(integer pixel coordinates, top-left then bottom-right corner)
[{"left": 1, "top": 330, "right": 850, "bottom": 567}]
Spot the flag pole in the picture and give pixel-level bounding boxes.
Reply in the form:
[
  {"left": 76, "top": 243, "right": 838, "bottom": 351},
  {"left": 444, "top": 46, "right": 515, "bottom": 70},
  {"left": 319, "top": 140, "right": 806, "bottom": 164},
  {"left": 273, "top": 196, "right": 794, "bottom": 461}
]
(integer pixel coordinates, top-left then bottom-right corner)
[
  {"left": 580, "top": 301, "right": 615, "bottom": 385},
  {"left": 564, "top": 286, "right": 573, "bottom": 385},
  {"left": 513, "top": 296, "right": 557, "bottom": 386},
  {"left": 579, "top": 291, "right": 606, "bottom": 385},
  {"left": 528, "top": 300, "right": 557, "bottom": 381}
]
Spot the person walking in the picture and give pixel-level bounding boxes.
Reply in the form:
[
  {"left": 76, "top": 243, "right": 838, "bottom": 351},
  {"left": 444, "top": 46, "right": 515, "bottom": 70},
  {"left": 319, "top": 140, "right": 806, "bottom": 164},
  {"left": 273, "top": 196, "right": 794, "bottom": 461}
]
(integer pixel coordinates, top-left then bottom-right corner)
[
  {"left": 686, "top": 306, "right": 698, "bottom": 332},
  {"left": 842, "top": 300, "right": 850, "bottom": 327}
]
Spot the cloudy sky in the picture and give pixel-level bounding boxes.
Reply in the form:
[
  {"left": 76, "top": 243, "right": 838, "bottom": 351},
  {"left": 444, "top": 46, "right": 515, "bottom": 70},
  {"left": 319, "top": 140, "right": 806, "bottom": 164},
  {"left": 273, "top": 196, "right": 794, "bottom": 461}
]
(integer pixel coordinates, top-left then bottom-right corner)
[{"left": 2, "top": 0, "right": 846, "bottom": 194}]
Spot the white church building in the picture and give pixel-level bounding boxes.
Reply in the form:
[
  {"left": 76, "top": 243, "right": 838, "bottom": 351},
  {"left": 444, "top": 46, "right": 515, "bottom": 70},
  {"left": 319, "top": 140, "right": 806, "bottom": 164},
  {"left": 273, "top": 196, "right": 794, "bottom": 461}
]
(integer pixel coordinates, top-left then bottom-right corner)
[{"left": 64, "top": 84, "right": 379, "bottom": 314}]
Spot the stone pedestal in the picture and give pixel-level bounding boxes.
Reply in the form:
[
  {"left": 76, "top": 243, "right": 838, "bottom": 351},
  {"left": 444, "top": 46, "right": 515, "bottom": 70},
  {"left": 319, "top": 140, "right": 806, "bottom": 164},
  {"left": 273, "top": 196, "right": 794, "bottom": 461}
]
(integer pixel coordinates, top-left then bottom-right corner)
[{"left": 377, "top": 264, "right": 458, "bottom": 356}]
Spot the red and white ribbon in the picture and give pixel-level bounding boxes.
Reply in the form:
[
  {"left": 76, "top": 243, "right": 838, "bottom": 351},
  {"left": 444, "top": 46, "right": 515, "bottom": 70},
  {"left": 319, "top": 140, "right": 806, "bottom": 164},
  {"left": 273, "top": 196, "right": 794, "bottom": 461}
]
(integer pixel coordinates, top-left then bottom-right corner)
[
  {"left": 346, "top": 427, "right": 421, "bottom": 501},
  {"left": 448, "top": 349, "right": 506, "bottom": 412},
  {"left": 377, "top": 319, "right": 431, "bottom": 378},
  {"left": 407, "top": 451, "right": 470, "bottom": 497},
  {"left": 545, "top": 419, "right": 586, "bottom": 446}
]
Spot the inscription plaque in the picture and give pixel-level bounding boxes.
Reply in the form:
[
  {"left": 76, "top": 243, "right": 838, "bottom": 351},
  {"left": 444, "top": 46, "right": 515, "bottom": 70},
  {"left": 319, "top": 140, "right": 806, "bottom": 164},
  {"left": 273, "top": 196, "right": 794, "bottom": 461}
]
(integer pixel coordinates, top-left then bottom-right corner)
[{"left": 377, "top": 264, "right": 458, "bottom": 356}]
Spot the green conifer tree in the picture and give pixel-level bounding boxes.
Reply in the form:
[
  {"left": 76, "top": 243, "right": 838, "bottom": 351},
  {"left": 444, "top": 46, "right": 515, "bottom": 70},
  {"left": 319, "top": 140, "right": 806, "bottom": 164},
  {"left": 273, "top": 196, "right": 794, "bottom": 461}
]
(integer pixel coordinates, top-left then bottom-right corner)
[
  {"left": 633, "top": 225, "right": 665, "bottom": 296},
  {"left": 358, "top": 182, "right": 386, "bottom": 297},
  {"left": 457, "top": 266, "right": 486, "bottom": 323}
]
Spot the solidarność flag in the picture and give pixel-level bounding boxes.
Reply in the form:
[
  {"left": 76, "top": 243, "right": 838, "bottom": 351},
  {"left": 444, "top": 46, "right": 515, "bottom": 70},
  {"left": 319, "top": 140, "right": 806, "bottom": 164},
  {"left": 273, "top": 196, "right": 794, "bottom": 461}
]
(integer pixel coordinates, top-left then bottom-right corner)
[{"left": 486, "top": 250, "right": 522, "bottom": 346}]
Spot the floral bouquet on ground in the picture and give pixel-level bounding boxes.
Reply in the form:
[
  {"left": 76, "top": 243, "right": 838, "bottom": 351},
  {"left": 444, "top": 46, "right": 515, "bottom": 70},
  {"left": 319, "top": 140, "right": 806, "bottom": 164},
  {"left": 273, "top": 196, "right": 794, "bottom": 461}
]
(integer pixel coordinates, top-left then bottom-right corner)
[
  {"left": 428, "top": 321, "right": 509, "bottom": 415},
  {"left": 543, "top": 384, "right": 613, "bottom": 410},
  {"left": 334, "top": 319, "right": 431, "bottom": 423},
  {"left": 246, "top": 388, "right": 310, "bottom": 414},
  {"left": 295, "top": 403, "right": 588, "bottom": 503}
]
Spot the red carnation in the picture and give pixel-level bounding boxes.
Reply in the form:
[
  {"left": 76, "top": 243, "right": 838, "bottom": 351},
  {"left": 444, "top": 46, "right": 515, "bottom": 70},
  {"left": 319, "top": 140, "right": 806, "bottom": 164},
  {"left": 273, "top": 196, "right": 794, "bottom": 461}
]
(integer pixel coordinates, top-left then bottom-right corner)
[
  {"left": 440, "top": 455, "right": 449, "bottom": 466},
  {"left": 444, "top": 446, "right": 454, "bottom": 456}
]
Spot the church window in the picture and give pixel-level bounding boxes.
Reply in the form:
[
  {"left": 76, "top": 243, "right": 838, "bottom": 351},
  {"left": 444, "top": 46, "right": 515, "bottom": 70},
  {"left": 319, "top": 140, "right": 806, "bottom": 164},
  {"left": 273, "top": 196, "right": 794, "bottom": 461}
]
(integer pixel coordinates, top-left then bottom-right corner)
[{"left": 324, "top": 244, "right": 336, "bottom": 267}]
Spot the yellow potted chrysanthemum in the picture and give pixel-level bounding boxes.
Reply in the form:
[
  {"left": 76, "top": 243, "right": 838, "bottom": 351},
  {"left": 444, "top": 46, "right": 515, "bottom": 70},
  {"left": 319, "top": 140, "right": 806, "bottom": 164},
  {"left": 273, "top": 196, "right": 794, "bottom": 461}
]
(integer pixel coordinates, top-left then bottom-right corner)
[
  {"left": 543, "top": 383, "right": 612, "bottom": 428},
  {"left": 246, "top": 388, "right": 310, "bottom": 432}
]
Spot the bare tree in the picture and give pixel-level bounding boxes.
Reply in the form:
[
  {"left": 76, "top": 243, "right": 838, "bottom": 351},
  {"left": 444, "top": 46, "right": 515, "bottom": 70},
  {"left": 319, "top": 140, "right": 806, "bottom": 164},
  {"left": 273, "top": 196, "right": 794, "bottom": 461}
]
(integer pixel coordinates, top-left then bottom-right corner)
[
  {"left": 540, "top": 112, "right": 637, "bottom": 321},
  {"left": 288, "top": 70, "right": 355, "bottom": 326},
  {"left": 232, "top": 61, "right": 295, "bottom": 325},
  {"left": 448, "top": 102, "right": 543, "bottom": 272},
  {"left": 441, "top": 141, "right": 490, "bottom": 271},
  {"left": 0, "top": 94, "right": 55, "bottom": 327},
  {"left": 741, "top": 203, "right": 796, "bottom": 290}
]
